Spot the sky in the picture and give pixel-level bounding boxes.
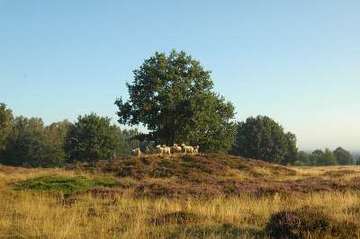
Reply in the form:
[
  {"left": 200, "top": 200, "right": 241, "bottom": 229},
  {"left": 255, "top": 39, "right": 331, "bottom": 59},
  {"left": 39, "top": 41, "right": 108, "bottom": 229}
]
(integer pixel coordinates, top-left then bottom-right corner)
[{"left": 0, "top": 0, "right": 359, "bottom": 151}]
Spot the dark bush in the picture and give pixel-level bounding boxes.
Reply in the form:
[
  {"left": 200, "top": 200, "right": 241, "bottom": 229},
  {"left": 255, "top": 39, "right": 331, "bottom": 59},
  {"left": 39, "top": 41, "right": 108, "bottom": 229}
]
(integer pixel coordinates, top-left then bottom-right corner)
[{"left": 265, "top": 207, "right": 330, "bottom": 239}]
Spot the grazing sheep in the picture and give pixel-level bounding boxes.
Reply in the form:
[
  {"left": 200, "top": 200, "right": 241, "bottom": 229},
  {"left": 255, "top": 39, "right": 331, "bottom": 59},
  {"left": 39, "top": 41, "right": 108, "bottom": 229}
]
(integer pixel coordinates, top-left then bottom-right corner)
[
  {"left": 163, "top": 146, "right": 172, "bottom": 155},
  {"left": 156, "top": 145, "right": 171, "bottom": 156},
  {"left": 171, "top": 144, "right": 182, "bottom": 153},
  {"left": 181, "top": 144, "right": 194, "bottom": 154},
  {"left": 132, "top": 148, "right": 142, "bottom": 157}
]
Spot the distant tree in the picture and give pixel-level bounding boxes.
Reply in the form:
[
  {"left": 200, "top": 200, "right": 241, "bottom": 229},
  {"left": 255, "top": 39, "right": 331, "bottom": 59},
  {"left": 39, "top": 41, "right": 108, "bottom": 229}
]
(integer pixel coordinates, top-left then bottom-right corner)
[
  {"left": 357, "top": 156, "right": 360, "bottom": 165},
  {"left": 322, "top": 148, "right": 337, "bottom": 165},
  {"left": 311, "top": 148, "right": 337, "bottom": 166},
  {"left": 44, "top": 120, "right": 72, "bottom": 165},
  {"left": 0, "top": 103, "right": 13, "bottom": 152},
  {"left": 309, "top": 149, "right": 324, "bottom": 165},
  {"left": 45, "top": 120, "right": 72, "bottom": 145},
  {"left": 115, "top": 50, "right": 236, "bottom": 152},
  {"left": 1, "top": 116, "right": 64, "bottom": 167},
  {"left": 294, "top": 151, "right": 311, "bottom": 166},
  {"left": 333, "top": 147, "right": 353, "bottom": 165},
  {"left": 65, "top": 113, "right": 123, "bottom": 163},
  {"left": 232, "top": 116, "right": 298, "bottom": 165}
]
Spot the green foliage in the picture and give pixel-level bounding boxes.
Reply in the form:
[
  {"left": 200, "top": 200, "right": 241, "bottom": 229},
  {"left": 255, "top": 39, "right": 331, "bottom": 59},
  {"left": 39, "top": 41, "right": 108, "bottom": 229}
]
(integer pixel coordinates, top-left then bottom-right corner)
[
  {"left": 333, "top": 147, "right": 353, "bottom": 165},
  {"left": 294, "top": 148, "right": 355, "bottom": 166},
  {"left": 232, "top": 116, "right": 298, "bottom": 165},
  {"left": 0, "top": 103, "right": 13, "bottom": 152},
  {"left": 114, "top": 128, "right": 140, "bottom": 156},
  {"left": 294, "top": 151, "right": 311, "bottom": 166},
  {"left": 65, "top": 113, "right": 126, "bottom": 162},
  {"left": 310, "top": 149, "right": 337, "bottom": 166},
  {"left": 1, "top": 116, "right": 66, "bottom": 167},
  {"left": 115, "top": 50, "right": 236, "bottom": 152},
  {"left": 13, "top": 175, "right": 117, "bottom": 196}
]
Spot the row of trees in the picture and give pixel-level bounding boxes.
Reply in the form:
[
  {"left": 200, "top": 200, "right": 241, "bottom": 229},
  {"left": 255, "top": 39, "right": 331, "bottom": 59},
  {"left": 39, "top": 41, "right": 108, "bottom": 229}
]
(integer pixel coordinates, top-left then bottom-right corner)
[
  {"left": 0, "top": 104, "right": 139, "bottom": 167},
  {"left": 0, "top": 102, "right": 300, "bottom": 166},
  {"left": 295, "top": 147, "right": 358, "bottom": 166},
  {"left": 0, "top": 50, "right": 357, "bottom": 167}
]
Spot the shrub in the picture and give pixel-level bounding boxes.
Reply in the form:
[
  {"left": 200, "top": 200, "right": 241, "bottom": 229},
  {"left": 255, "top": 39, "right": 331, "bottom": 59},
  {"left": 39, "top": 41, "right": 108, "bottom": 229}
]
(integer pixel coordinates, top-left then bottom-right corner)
[
  {"left": 13, "top": 175, "right": 118, "bottom": 196},
  {"left": 65, "top": 113, "right": 125, "bottom": 163},
  {"left": 232, "top": 116, "right": 298, "bottom": 165},
  {"left": 265, "top": 207, "right": 330, "bottom": 239}
]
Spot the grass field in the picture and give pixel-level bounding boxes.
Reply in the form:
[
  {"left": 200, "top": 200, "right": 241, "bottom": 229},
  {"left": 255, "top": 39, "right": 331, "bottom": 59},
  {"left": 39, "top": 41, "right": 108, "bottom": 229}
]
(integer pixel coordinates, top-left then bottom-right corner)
[{"left": 1, "top": 154, "right": 360, "bottom": 238}]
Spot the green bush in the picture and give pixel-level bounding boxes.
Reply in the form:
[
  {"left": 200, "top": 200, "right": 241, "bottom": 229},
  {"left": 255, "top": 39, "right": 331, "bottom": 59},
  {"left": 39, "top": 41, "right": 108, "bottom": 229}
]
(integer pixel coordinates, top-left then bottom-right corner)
[{"left": 13, "top": 175, "right": 118, "bottom": 196}]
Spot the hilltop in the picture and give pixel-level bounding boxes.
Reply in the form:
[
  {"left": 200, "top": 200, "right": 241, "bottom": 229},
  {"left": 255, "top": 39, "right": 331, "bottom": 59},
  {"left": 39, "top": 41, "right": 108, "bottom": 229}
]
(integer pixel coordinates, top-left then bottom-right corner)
[{"left": 65, "top": 153, "right": 360, "bottom": 198}]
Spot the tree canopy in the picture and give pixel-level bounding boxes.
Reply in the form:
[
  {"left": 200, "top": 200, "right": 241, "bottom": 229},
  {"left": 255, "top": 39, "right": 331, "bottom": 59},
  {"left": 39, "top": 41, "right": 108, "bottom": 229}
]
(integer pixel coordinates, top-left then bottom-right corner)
[
  {"left": 232, "top": 116, "right": 298, "bottom": 165},
  {"left": 115, "top": 50, "right": 236, "bottom": 152},
  {"left": 1, "top": 116, "right": 65, "bottom": 167},
  {"left": 0, "top": 103, "right": 13, "bottom": 152},
  {"left": 65, "top": 113, "right": 125, "bottom": 163},
  {"left": 333, "top": 147, "right": 353, "bottom": 165}
]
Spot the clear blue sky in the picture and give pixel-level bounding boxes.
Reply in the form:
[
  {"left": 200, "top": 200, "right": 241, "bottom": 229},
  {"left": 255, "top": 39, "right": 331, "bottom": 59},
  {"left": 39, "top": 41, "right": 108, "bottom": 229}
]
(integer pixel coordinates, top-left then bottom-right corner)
[{"left": 0, "top": 1, "right": 359, "bottom": 151}]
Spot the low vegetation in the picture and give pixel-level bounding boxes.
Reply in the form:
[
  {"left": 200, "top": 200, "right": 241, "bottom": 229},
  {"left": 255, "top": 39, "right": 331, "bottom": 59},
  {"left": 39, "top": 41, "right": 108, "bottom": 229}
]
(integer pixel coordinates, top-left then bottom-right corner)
[{"left": 13, "top": 175, "right": 118, "bottom": 196}]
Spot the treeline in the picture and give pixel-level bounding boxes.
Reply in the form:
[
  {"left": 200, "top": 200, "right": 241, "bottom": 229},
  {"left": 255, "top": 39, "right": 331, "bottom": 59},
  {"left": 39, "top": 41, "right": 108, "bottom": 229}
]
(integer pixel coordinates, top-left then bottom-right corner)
[
  {"left": 1, "top": 50, "right": 358, "bottom": 167},
  {"left": 294, "top": 148, "right": 358, "bottom": 166},
  {"left": 0, "top": 103, "right": 139, "bottom": 167}
]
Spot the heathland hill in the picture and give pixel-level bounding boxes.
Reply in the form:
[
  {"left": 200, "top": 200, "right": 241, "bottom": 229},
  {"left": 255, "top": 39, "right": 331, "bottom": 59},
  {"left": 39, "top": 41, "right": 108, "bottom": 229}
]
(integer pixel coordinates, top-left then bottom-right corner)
[
  {"left": 2, "top": 154, "right": 360, "bottom": 238},
  {"left": 68, "top": 153, "right": 360, "bottom": 198}
]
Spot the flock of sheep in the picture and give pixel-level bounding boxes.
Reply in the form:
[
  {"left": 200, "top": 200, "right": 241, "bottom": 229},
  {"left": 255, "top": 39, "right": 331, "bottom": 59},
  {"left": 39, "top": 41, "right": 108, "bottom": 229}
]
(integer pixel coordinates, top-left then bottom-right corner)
[{"left": 131, "top": 143, "right": 200, "bottom": 157}]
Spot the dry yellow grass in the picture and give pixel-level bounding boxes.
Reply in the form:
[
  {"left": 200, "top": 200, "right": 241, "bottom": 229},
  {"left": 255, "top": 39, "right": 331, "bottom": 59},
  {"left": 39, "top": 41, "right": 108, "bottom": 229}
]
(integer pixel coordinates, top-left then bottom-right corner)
[{"left": 1, "top": 164, "right": 360, "bottom": 238}]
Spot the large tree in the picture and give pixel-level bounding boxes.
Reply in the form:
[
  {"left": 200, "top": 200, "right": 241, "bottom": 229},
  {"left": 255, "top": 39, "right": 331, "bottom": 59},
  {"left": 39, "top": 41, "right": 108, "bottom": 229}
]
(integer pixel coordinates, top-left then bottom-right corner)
[
  {"left": 115, "top": 50, "right": 236, "bottom": 152},
  {"left": 65, "top": 113, "right": 124, "bottom": 162},
  {"left": 333, "top": 147, "right": 353, "bottom": 165},
  {"left": 232, "top": 116, "right": 298, "bottom": 165},
  {"left": 0, "top": 103, "right": 13, "bottom": 152}
]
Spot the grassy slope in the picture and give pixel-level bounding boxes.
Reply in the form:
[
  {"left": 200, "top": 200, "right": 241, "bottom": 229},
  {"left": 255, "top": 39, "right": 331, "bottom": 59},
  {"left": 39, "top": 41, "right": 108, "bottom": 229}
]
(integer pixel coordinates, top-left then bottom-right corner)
[{"left": 1, "top": 154, "right": 360, "bottom": 238}]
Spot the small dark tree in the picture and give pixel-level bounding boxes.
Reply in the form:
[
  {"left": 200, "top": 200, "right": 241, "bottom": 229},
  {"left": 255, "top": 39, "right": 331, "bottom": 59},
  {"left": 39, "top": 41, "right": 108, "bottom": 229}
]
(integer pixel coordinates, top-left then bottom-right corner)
[
  {"left": 0, "top": 103, "right": 13, "bottom": 152},
  {"left": 333, "top": 147, "right": 353, "bottom": 165},
  {"left": 115, "top": 50, "right": 236, "bottom": 152},
  {"left": 65, "top": 113, "right": 123, "bottom": 162},
  {"left": 232, "top": 116, "right": 298, "bottom": 165},
  {"left": 309, "top": 149, "right": 324, "bottom": 165}
]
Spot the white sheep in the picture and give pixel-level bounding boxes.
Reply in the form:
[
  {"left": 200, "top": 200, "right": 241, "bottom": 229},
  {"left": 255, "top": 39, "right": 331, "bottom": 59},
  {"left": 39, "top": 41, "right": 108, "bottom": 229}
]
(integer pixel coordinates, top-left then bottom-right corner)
[
  {"left": 163, "top": 145, "right": 171, "bottom": 155},
  {"left": 171, "top": 144, "right": 182, "bottom": 153},
  {"left": 156, "top": 145, "right": 171, "bottom": 156},
  {"left": 181, "top": 143, "right": 194, "bottom": 154},
  {"left": 131, "top": 148, "right": 142, "bottom": 157}
]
